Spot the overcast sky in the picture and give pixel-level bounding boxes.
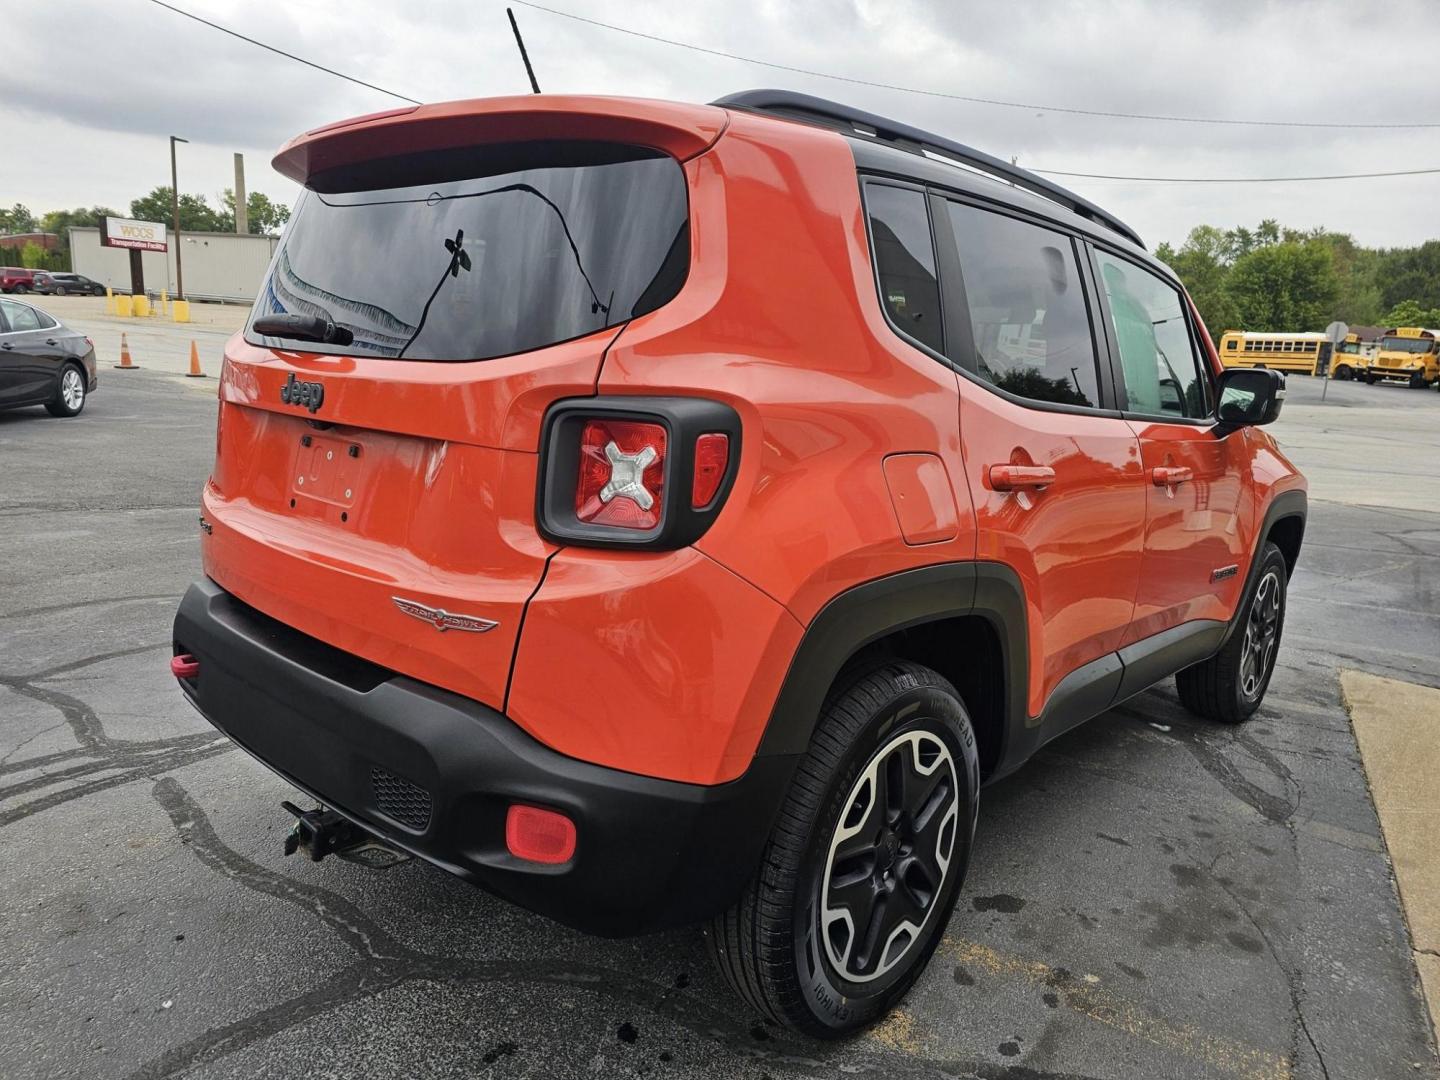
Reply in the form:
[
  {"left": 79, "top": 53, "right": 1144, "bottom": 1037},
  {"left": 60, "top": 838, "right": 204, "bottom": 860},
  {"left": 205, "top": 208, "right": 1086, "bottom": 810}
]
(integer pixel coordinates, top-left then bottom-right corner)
[{"left": 4, "top": 0, "right": 1438, "bottom": 250}]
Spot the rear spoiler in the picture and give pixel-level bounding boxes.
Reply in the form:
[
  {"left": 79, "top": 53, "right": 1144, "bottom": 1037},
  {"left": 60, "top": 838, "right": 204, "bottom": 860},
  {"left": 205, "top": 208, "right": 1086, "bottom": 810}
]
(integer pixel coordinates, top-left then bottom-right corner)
[{"left": 272, "top": 95, "right": 729, "bottom": 187}]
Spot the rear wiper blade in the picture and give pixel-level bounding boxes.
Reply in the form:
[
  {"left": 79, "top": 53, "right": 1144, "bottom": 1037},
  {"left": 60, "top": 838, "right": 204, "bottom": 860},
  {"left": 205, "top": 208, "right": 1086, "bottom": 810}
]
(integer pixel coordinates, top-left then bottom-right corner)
[{"left": 252, "top": 313, "right": 354, "bottom": 347}]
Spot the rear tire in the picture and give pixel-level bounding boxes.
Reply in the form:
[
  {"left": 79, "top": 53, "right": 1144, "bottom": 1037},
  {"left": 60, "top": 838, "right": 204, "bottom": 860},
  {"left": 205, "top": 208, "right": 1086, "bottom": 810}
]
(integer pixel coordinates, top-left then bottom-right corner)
[
  {"left": 707, "top": 660, "right": 979, "bottom": 1037},
  {"left": 1410, "top": 372, "right": 1427, "bottom": 389},
  {"left": 13, "top": 284, "right": 28, "bottom": 294},
  {"left": 55, "top": 285, "right": 68, "bottom": 297},
  {"left": 1177, "top": 542, "right": 1288, "bottom": 724},
  {"left": 1333, "top": 364, "right": 1352, "bottom": 381},
  {"left": 91, "top": 285, "right": 105, "bottom": 297},
  {"left": 45, "top": 363, "right": 87, "bottom": 418}
]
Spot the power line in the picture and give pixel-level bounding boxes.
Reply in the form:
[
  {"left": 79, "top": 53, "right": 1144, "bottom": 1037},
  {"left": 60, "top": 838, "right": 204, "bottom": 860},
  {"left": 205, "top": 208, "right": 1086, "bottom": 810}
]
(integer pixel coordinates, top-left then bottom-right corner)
[
  {"left": 1035, "top": 166, "right": 1440, "bottom": 183},
  {"left": 144, "top": 0, "right": 422, "bottom": 105},
  {"left": 512, "top": 0, "right": 1440, "bottom": 131},
  {"left": 138, "top": 0, "right": 1440, "bottom": 184}
]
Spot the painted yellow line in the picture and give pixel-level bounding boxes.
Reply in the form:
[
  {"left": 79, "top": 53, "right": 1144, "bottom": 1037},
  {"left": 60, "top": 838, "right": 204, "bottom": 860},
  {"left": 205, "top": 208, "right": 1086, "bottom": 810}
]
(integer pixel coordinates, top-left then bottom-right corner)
[{"left": 943, "top": 937, "right": 1290, "bottom": 1080}]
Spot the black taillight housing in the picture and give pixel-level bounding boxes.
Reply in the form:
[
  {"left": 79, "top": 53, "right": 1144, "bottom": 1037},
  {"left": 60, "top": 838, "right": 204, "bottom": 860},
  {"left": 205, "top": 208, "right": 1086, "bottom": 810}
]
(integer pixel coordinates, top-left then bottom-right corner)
[{"left": 537, "top": 396, "right": 741, "bottom": 549}]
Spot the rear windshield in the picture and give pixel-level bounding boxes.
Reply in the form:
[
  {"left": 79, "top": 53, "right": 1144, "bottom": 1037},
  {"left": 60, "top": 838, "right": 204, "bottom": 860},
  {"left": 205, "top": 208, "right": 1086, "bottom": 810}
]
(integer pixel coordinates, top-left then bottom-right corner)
[{"left": 247, "top": 142, "right": 689, "bottom": 361}]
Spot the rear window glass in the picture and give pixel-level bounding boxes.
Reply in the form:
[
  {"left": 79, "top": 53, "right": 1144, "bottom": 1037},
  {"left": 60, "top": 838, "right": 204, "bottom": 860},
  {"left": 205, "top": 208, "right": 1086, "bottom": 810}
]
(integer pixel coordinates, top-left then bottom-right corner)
[{"left": 247, "top": 143, "right": 689, "bottom": 361}]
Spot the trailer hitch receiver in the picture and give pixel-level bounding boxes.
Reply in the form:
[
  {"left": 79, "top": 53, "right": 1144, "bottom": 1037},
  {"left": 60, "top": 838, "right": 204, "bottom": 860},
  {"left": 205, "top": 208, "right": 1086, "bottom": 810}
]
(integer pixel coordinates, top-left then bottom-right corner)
[{"left": 281, "top": 801, "right": 410, "bottom": 868}]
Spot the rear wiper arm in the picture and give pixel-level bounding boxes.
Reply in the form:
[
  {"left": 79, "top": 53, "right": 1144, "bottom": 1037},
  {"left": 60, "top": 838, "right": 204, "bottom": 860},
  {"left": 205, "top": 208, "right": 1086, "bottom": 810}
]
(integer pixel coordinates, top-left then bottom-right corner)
[{"left": 252, "top": 313, "right": 354, "bottom": 347}]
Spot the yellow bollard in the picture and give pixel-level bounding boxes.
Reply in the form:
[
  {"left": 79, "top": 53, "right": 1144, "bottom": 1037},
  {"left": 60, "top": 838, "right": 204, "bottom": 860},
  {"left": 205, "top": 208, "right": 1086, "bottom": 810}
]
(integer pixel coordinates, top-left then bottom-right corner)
[
  {"left": 172, "top": 299, "right": 191, "bottom": 324},
  {"left": 159, "top": 290, "right": 168, "bottom": 316},
  {"left": 133, "top": 295, "right": 151, "bottom": 317},
  {"left": 105, "top": 287, "right": 116, "bottom": 315},
  {"left": 115, "top": 294, "right": 133, "bottom": 318}
]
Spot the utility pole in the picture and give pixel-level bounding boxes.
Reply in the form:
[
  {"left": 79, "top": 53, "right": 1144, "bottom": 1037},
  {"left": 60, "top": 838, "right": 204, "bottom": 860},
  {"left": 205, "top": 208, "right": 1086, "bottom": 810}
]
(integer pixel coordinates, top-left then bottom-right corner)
[
  {"left": 233, "top": 153, "right": 248, "bottom": 235},
  {"left": 170, "top": 135, "right": 189, "bottom": 300}
]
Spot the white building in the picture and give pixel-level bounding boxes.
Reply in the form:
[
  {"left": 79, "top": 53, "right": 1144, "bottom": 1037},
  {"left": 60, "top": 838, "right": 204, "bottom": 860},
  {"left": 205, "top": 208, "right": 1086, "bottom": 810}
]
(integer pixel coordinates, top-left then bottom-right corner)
[{"left": 68, "top": 226, "right": 278, "bottom": 303}]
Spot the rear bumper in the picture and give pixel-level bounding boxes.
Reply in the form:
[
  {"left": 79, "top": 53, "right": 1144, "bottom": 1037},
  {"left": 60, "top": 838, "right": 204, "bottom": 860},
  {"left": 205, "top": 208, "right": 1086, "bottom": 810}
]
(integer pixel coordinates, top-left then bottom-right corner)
[{"left": 173, "top": 578, "right": 796, "bottom": 936}]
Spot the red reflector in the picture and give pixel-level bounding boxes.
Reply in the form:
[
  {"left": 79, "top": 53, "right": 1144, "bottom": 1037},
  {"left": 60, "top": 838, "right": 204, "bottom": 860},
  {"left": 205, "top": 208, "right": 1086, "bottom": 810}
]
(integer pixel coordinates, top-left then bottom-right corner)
[
  {"left": 691, "top": 432, "right": 730, "bottom": 508},
  {"left": 170, "top": 654, "right": 200, "bottom": 679},
  {"left": 505, "top": 804, "right": 576, "bottom": 864},
  {"left": 575, "top": 418, "right": 666, "bottom": 530}
]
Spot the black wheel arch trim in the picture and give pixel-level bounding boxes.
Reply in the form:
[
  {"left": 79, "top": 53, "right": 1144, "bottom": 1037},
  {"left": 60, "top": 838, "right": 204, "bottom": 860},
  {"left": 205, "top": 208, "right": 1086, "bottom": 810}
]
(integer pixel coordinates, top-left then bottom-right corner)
[
  {"left": 753, "top": 562, "right": 1028, "bottom": 766},
  {"left": 1218, "top": 488, "right": 1306, "bottom": 651},
  {"left": 752, "top": 489, "right": 1305, "bottom": 778}
]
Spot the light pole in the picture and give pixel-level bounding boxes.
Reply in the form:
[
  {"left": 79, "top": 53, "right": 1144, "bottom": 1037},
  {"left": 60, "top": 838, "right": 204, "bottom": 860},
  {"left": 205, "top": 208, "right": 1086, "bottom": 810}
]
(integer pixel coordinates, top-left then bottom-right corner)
[{"left": 170, "top": 135, "right": 189, "bottom": 300}]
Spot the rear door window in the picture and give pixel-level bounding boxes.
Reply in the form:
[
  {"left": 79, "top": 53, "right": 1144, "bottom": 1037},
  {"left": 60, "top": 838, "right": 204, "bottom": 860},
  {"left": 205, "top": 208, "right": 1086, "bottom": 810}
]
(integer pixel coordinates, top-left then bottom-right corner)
[
  {"left": 1093, "top": 250, "right": 1210, "bottom": 419},
  {"left": 864, "top": 183, "right": 944, "bottom": 355},
  {"left": 943, "top": 201, "right": 1102, "bottom": 409},
  {"left": 0, "top": 300, "right": 41, "bottom": 333},
  {"left": 247, "top": 143, "right": 689, "bottom": 361}
]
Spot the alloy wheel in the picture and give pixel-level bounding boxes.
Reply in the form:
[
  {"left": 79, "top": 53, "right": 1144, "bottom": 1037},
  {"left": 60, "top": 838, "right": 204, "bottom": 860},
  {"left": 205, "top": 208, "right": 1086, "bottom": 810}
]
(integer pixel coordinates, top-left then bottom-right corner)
[
  {"left": 819, "top": 730, "right": 958, "bottom": 983},
  {"left": 61, "top": 368, "right": 84, "bottom": 411},
  {"left": 1239, "top": 570, "right": 1281, "bottom": 699}
]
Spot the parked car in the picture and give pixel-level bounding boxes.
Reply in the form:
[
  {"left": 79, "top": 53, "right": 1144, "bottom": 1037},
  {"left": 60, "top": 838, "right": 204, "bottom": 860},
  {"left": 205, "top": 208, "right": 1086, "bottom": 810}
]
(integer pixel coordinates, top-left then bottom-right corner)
[
  {"left": 1, "top": 267, "right": 36, "bottom": 294},
  {"left": 170, "top": 91, "right": 1306, "bottom": 1036},
  {"left": 0, "top": 297, "right": 97, "bottom": 416},
  {"left": 33, "top": 271, "right": 107, "bottom": 297}
]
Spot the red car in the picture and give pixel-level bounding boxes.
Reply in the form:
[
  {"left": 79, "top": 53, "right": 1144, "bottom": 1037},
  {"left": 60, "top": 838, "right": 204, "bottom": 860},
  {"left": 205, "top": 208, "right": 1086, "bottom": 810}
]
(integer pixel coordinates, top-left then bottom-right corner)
[
  {"left": 1, "top": 267, "right": 36, "bottom": 294},
  {"left": 172, "top": 90, "right": 1305, "bottom": 1035}
]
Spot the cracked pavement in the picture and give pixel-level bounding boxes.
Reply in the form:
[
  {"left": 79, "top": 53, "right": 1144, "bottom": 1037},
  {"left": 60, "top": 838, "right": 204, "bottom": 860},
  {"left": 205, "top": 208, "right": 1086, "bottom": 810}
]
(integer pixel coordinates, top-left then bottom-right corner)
[{"left": 1, "top": 371, "right": 1437, "bottom": 1078}]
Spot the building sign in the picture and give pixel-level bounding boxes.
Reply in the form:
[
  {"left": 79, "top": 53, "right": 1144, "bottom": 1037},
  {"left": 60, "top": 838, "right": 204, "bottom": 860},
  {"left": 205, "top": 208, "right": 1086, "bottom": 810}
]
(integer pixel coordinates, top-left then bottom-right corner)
[{"left": 100, "top": 217, "right": 168, "bottom": 252}]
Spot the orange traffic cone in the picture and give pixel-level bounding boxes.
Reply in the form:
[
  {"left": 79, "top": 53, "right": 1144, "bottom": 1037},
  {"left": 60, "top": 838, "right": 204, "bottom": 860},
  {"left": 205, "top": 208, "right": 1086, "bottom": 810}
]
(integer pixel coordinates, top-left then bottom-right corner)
[
  {"left": 186, "top": 340, "right": 207, "bottom": 378},
  {"left": 114, "top": 332, "right": 139, "bottom": 370}
]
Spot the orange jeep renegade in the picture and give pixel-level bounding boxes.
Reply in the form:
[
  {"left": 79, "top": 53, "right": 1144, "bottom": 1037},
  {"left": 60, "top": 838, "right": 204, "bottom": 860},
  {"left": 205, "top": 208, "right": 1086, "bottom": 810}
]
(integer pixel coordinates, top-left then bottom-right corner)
[{"left": 172, "top": 90, "right": 1305, "bottom": 1036}]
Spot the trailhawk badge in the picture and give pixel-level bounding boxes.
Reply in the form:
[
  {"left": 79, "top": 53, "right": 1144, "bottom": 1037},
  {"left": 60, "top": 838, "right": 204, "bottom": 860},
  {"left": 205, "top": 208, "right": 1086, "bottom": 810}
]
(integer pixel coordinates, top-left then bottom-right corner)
[{"left": 391, "top": 597, "right": 498, "bottom": 633}]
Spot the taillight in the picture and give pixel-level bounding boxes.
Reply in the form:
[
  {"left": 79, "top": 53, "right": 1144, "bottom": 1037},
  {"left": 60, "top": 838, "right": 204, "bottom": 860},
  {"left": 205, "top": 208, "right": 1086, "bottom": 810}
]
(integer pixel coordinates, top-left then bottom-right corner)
[
  {"left": 575, "top": 418, "right": 667, "bottom": 529},
  {"left": 539, "top": 398, "right": 740, "bottom": 549},
  {"left": 691, "top": 433, "right": 729, "bottom": 508}
]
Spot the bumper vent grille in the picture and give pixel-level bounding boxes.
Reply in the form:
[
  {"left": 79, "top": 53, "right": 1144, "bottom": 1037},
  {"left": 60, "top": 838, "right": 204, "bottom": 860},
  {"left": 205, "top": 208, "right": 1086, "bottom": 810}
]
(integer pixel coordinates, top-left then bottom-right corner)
[{"left": 370, "top": 768, "right": 432, "bottom": 832}]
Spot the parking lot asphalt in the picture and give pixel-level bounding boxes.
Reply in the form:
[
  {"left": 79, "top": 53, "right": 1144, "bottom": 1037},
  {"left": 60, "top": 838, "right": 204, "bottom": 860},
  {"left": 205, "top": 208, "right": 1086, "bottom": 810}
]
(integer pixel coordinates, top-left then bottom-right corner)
[{"left": 1, "top": 368, "right": 1437, "bottom": 1079}]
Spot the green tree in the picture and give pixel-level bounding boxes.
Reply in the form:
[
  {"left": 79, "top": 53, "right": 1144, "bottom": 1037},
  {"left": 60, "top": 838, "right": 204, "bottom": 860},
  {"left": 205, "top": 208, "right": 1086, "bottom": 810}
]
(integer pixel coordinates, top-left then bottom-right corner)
[
  {"left": 0, "top": 203, "right": 37, "bottom": 234},
  {"left": 39, "top": 205, "right": 117, "bottom": 235},
  {"left": 218, "top": 189, "right": 291, "bottom": 235},
  {"left": 1374, "top": 240, "right": 1440, "bottom": 313},
  {"left": 1310, "top": 232, "right": 1384, "bottom": 325},
  {"left": 1381, "top": 299, "right": 1440, "bottom": 328},
  {"left": 1223, "top": 241, "right": 1339, "bottom": 332},
  {"left": 19, "top": 241, "right": 64, "bottom": 271},
  {"left": 129, "top": 187, "right": 226, "bottom": 232},
  {"left": 1157, "top": 225, "right": 1242, "bottom": 340}
]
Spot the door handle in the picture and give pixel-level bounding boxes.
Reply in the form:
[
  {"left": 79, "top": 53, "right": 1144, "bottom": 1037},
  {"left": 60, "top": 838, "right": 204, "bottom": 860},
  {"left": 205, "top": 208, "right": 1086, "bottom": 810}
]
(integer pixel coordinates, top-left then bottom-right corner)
[
  {"left": 45, "top": 338, "right": 58, "bottom": 346},
  {"left": 0, "top": 342, "right": 12, "bottom": 351},
  {"left": 1152, "top": 466, "right": 1194, "bottom": 486},
  {"left": 989, "top": 464, "right": 1056, "bottom": 491}
]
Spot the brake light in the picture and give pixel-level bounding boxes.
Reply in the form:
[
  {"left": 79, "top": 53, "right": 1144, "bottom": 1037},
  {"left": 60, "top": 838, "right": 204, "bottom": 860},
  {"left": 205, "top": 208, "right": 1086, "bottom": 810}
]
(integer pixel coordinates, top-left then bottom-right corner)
[
  {"left": 505, "top": 804, "right": 576, "bottom": 864},
  {"left": 575, "top": 418, "right": 667, "bottom": 529}
]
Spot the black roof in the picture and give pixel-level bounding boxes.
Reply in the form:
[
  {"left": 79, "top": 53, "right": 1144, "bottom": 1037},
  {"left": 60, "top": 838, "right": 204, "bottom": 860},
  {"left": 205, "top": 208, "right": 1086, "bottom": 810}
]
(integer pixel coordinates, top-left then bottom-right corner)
[{"left": 713, "top": 89, "right": 1145, "bottom": 251}]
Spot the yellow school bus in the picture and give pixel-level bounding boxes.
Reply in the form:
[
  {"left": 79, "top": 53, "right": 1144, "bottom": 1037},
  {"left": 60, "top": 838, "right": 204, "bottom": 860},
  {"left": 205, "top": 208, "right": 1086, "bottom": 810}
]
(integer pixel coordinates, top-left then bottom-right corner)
[
  {"left": 1329, "top": 332, "right": 1368, "bottom": 380},
  {"left": 1218, "top": 331, "right": 1332, "bottom": 375},
  {"left": 1367, "top": 327, "right": 1439, "bottom": 388}
]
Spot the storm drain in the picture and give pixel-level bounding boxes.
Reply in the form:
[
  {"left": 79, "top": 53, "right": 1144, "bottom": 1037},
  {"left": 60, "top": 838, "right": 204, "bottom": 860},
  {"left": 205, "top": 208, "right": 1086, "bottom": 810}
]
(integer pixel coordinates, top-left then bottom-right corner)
[{"left": 370, "top": 767, "right": 432, "bottom": 832}]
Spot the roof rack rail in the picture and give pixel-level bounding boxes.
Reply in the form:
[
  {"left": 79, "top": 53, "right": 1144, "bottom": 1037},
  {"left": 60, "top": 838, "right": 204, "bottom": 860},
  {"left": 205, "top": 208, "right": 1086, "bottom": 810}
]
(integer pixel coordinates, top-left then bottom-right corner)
[{"left": 712, "top": 89, "right": 1145, "bottom": 250}]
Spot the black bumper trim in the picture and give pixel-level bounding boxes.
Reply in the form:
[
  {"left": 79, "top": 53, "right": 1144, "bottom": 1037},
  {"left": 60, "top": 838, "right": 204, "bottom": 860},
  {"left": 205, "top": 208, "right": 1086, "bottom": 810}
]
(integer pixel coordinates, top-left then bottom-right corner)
[{"left": 173, "top": 579, "right": 797, "bottom": 937}]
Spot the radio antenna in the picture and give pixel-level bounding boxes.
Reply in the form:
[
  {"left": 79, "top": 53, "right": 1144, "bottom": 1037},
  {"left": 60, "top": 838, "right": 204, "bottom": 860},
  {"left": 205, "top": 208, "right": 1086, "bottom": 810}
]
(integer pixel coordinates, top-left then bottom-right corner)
[{"left": 507, "top": 8, "right": 541, "bottom": 94}]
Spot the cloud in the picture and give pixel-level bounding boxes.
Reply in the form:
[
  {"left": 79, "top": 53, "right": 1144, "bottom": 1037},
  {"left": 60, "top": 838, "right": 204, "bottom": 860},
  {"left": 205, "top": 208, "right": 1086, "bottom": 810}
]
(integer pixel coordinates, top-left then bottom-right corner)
[{"left": 3, "top": 0, "right": 1437, "bottom": 247}]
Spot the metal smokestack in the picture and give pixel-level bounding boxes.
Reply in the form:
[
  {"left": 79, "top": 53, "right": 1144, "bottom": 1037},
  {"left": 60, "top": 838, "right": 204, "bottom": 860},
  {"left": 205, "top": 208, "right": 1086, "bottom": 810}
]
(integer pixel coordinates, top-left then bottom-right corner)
[{"left": 234, "top": 153, "right": 248, "bottom": 235}]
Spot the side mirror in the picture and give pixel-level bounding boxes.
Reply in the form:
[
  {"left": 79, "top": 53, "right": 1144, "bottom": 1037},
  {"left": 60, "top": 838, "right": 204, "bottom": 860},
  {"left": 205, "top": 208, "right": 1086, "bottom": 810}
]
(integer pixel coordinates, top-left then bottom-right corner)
[{"left": 1215, "top": 368, "right": 1285, "bottom": 428}]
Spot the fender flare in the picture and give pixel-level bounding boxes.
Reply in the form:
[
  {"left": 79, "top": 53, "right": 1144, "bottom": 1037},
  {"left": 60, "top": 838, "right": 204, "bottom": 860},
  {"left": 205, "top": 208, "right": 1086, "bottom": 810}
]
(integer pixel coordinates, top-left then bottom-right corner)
[
  {"left": 1217, "top": 488, "right": 1307, "bottom": 650},
  {"left": 752, "top": 488, "right": 1306, "bottom": 765},
  {"left": 753, "top": 562, "right": 1028, "bottom": 760}
]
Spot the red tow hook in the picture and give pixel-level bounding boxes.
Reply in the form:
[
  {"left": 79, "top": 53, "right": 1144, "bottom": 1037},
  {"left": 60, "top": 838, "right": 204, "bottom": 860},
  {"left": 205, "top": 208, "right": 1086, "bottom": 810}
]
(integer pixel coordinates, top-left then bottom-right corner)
[{"left": 170, "top": 654, "right": 200, "bottom": 679}]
